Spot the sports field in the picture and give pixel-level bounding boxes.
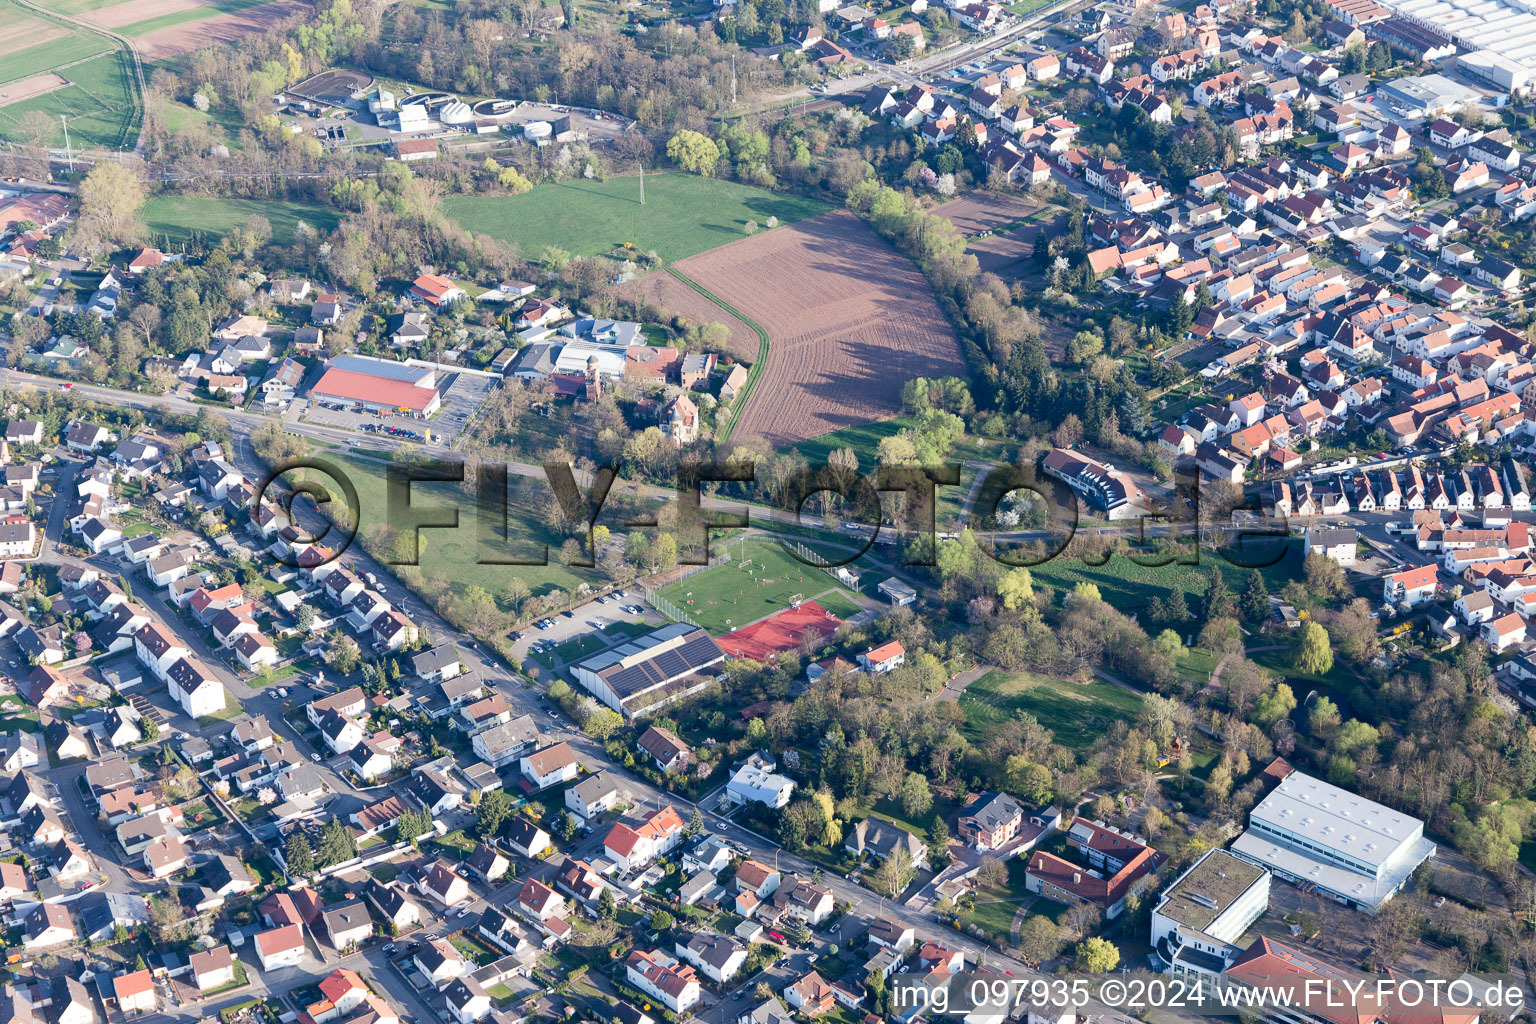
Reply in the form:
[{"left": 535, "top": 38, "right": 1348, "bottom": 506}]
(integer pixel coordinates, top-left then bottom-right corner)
[
  {"left": 442, "top": 174, "right": 831, "bottom": 264},
  {"left": 143, "top": 197, "right": 341, "bottom": 244},
  {"left": 655, "top": 538, "right": 861, "bottom": 635},
  {"left": 959, "top": 669, "right": 1143, "bottom": 749}
]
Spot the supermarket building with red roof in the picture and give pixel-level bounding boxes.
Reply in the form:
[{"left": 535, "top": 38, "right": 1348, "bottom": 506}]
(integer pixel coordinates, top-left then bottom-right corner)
[{"left": 309, "top": 355, "right": 442, "bottom": 417}]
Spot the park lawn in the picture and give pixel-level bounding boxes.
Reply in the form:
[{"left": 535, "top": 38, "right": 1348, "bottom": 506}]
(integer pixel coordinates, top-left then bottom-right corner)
[
  {"left": 960, "top": 668, "right": 1143, "bottom": 749},
  {"left": 442, "top": 174, "right": 831, "bottom": 264},
  {"left": 1028, "top": 541, "right": 1301, "bottom": 615},
  {"left": 957, "top": 857, "right": 1034, "bottom": 940},
  {"left": 1249, "top": 645, "right": 1361, "bottom": 699},
  {"left": 281, "top": 450, "right": 600, "bottom": 611},
  {"left": 142, "top": 197, "right": 341, "bottom": 246},
  {"left": 654, "top": 536, "right": 858, "bottom": 634},
  {"left": 0, "top": 50, "right": 138, "bottom": 152},
  {"left": 118, "top": 0, "right": 271, "bottom": 36}
]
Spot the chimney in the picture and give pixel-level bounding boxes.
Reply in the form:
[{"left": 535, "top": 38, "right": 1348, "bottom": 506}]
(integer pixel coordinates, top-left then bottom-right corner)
[{"left": 1073, "top": 872, "right": 1081, "bottom": 885}]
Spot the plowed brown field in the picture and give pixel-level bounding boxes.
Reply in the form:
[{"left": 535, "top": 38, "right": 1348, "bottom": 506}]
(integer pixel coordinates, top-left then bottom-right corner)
[
  {"left": 674, "top": 210, "right": 964, "bottom": 451},
  {"left": 618, "top": 270, "right": 757, "bottom": 364}
]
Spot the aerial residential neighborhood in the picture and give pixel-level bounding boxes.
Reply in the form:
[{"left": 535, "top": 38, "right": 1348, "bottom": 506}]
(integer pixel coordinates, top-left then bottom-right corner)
[{"left": 0, "top": 0, "right": 1534, "bottom": 1014}]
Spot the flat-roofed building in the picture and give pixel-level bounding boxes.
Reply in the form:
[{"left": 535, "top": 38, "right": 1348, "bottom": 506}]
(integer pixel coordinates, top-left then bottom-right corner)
[
  {"left": 1229, "top": 769, "right": 1434, "bottom": 912},
  {"left": 1151, "top": 849, "right": 1270, "bottom": 977},
  {"left": 570, "top": 623, "right": 725, "bottom": 719}
]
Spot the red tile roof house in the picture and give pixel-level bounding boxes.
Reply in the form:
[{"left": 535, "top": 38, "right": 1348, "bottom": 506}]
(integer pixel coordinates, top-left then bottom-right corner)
[
  {"left": 1023, "top": 820, "right": 1164, "bottom": 919},
  {"left": 113, "top": 969, "right": 157, "bottom": 1013},
  {"left": 520, "top": 741, "right": 579, "bottom": 791},
  {"left": 1383, "top": 564, "right": 1439, "bottom": 608},
  {"left": 857, "top": 641, "right": 905, "bottom": 675},
  {"left": 254, "top": 923, "right": 307, "bottom": 970},
  {"left": 409, "top": 273, "right": 466, "bottom": 308}
]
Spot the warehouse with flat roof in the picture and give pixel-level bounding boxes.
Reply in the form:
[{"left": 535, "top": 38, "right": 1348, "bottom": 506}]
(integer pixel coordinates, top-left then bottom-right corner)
[
  {"left": 1151, "top": 849, "right": 1271, "bottom": 976},
  {"left": 570, "top": 623, "right": 726, "bottom": 719},
  {"left": 1229, "top": 770, "right": 1435, "bottom": 913}
]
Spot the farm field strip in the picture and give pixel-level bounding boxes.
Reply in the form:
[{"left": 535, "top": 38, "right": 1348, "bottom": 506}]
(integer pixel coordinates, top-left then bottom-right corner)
[
  {"left": 129, "top": 0, "right": 309, "bottom": 59},
  {"left": 617, "top": 268, "right": 758, "bottom": 365},
  {"left": 0, "top": 51, "right": 138, "bottom": 149},
  {"left": 0, "top": 30, "right": 113, "bottom": 84},
  {"left": 443, "top": 174, "right": 831, "bottom": 264},
  {"left": 673, "top": 210, "right": 965, "bottom": 450},
  {"left": 932, "top": 192, "right": 1043, "bottom": 237},
  {"left": 105, "top": 0, "right": 274, "bottom": 35}
]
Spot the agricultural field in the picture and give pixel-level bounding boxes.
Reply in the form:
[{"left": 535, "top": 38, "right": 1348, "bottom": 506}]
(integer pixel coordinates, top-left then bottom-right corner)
[
  {"left": 619, "top": 269, "right": 758, "bottom": 364},
  {"left": 959, "top": 668, "right": 1144, "bottom": 749},
  {"left": 142, "top": 196, "right": 340, "bottom": 245},
  {"left": 673, "top": 210, "right": 966, "bottom": 451},
  {"left": 442, "top": 174, "right": 831, "bottom": 265},
  {"left": 0, "top": 51, "right": 139, "bottom": 151},
  {"left": 931, "top": 191, "right": 1042, "bottom": 237},
  {"left": 0, "top": 4, "right": 113, "bottom": 83},
  {"left": 654, "top": 537, "right": 860, "bottom": 635}
]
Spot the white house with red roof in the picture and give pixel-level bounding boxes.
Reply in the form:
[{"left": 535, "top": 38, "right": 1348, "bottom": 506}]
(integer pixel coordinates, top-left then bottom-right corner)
[
  {"left": 254, "top": 923, "right": 307, "bottom": 969},
  {"left": 410, "top": 274, "right": 466, "bottom": 308},
  {"left": 1383, "top": 564, "right": 1439, "bottom": 608},
  {"left": 603, "top": 805, "right": 687, "bottom": 872},
  {"left": 857, "top": 641, "right": 905, "bottom": 674}
]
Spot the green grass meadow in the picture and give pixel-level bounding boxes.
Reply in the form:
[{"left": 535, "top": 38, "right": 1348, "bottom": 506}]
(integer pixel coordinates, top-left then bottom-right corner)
[
  {"left": 960, "top": 668, "right": 1144, "bottom": 749},
  {"left": 442, "top": 174, "right": 831, "bottom": 263},
  {"left": 655, "top": 537, "right": 859, "bottom": 634},
  {"left": 142, "top": 197, "right": 342, "bottom": 245},
  {"left": 0, "top": 50, "right": 139, "bottom": 151},
  {"left": 282, "top": 451, "right": 601, "bottom": 606}
]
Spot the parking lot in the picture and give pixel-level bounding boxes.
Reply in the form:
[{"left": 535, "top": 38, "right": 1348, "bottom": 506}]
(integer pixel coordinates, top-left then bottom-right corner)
[
  {"left": 432, "top": 370, "right": 498, "bottom": 443},
  {"left": 511, "top": 592, "right": 667, "bottom": 671}
]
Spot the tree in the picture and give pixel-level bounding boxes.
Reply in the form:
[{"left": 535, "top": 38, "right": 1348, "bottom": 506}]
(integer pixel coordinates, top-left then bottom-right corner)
[
  {"left": 870, "top": 845, "right": 916, "bottom": 898},
  {"left": 926, "top": 817, "right": 950, "bottom": 863},
  {"left": 1308, "top": 695, "right": 1341, "bottom": 739},
  {"left": 285, "top": 833, "right": 315, "bottom": 875},
  {"left": 1074, "top": 937, "right": 1120, "bottom": 973},
  {"left": 1240, "top": 568, "right": 1270, "bottom": 622},
  {"left": 901, "top": 772, "right": 933, "bottom": 819},
  {"left": 1016, "top": 915, "right": 1062, "bottom": 963},
  {"left": 976, "top": 856, "right": 1008, "bottom": 889},
  {"left": 477, "top": 789, "right": 513, "bottom": 837},
  {"left": 296, "top": 603, "right": 318, "bottom": 632},
  {"left": 583, "top": 706, "right": 623, "bottom": 739},
  {"left": 325, "top": 631, "right": 360, "bottom": 675},
  {"left": 75, "top": 163, "right": 146, "bottom": 249},
  {"left": 666, "top": 130, "right": 720, "bottom": 175},
  {"left": 1292, "top": 622, "right": 1333, "bottom": 676},
  {"left": 140, "top": 716, "right": 160, "bottom": 741},
  {"left": 1202, "top": 566, "right": 1232, "bottom": 620},
  {"left": 1303, "top": 551, "right": 1349, "bottom": 601},
  {"left": 397, "top": 810, "right": 430, "bottom": 844},
  {"left": 597, "top": 887, "right": 617, "bottom": 920},
  {"left": 318, "top": 817, "right": 357, "bottom": 866},
  {"left": 149, "top": 895, "right": 189, "bottom": 944},
  {"left": 650, "top": 909, "right": 674, "bottom": 931},
  {"left": 686, "top": 807, "right": 706, "bottom": 837},
  {"left": 997, "top": 567, "right": 1035, "bottom": 611}
]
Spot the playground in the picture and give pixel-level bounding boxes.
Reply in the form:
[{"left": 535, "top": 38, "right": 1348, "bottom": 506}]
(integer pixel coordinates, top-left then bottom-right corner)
[
  {"left": 654, "top": 538, "right": 863, "bottom": 636},
  {"left": 716, "top": 600, "right": 844, "bottom": 662}
]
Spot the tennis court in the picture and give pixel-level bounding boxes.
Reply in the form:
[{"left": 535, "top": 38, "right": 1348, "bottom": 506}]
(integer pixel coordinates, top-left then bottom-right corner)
[{"left": 716, "top": 600, "right": 844, "bottom": 661}]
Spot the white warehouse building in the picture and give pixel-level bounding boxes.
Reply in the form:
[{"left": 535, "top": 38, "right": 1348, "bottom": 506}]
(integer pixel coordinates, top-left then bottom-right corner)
[{"left": 1228, "top": 770, "right": 1436, "bottom": 913}]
